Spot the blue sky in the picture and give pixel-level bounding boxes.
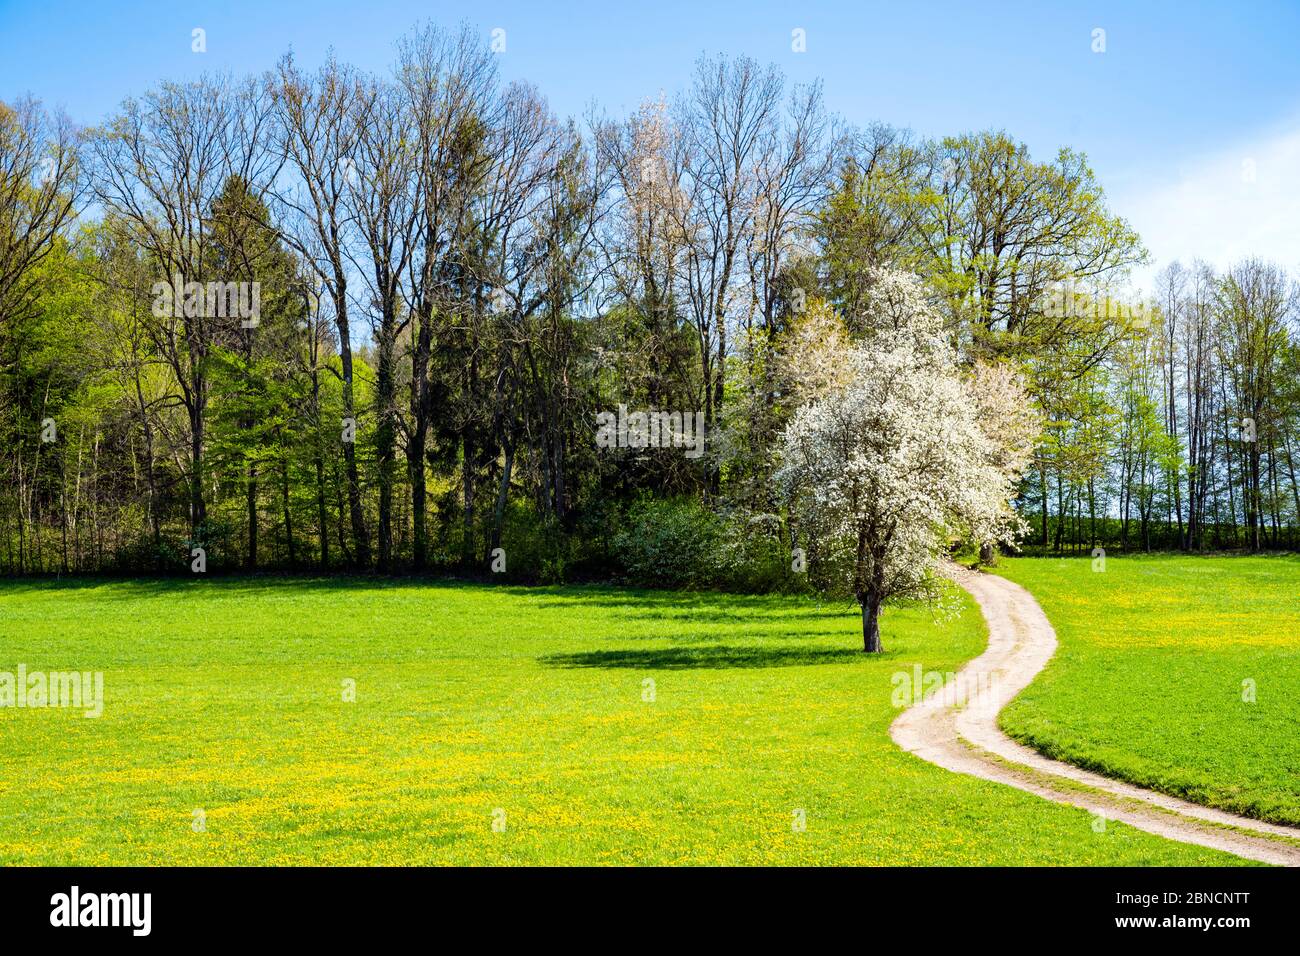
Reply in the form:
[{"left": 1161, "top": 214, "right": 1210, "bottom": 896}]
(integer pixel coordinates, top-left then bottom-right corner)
[{"left": 3, "top": 0, "right": 1299, "bottom": 290}]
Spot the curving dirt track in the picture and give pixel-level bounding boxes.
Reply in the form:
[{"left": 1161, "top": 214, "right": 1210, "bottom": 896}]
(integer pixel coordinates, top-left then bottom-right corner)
[{"left": 889, "top": 562, "right": 1300, "bottom": 866}]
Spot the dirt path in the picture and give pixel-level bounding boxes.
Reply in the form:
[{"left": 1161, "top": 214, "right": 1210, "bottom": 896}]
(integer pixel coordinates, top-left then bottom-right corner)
[{"left": 890, "top": 562, "right": 1300, "bottom": 866}]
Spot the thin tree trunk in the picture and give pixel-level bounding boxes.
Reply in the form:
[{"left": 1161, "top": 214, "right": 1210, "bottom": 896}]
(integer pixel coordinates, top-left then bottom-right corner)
[
  {"left": 246, "top": 461, "right": 258, "bottom": 569},
  {"left": 315, "top": 447, "right": 329, "bottom": 570},
  {"left": 281, "top": 456, "right": 296, "bottom": 569},
  {"left": 338, "top": 294, "right": 370, "bottom": 567},
  {"left": 490, "top": 443, "right": 515, "bottom": 556}
]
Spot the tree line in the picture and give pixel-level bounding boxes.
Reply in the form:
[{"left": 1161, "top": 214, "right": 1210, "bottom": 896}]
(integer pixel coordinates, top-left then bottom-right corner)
[
  {"left": 1039, "top": 258, "right": 1300, "bottom": 554},
  {"left": 1, "top": 21, "right": 1296, "bottom": 581}
]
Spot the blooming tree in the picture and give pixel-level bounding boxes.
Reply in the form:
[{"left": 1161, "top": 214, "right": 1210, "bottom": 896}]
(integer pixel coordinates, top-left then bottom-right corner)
[
  {"left": 776, "top": 269, "right": 1032, "bottom": 652},
  {"left": 778, "top": 297, "right": 854, "bottom": 405}
]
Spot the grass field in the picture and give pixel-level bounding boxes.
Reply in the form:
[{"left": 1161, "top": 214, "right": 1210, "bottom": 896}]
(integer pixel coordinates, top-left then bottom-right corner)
[
  {"left": 0, "top": 575, "right": 1245, "bottom": 865},
  {"left": 996, "top": 554, "right": 1300, "bottom": 827}
]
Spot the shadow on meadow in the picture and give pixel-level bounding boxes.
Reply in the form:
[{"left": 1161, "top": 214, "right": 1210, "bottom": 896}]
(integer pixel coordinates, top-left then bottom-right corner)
[
  {"left": 0, "top": 574, "right": 405, "bottom": 600},
  {"left": 521, "top": 591, "right": 854, "bottom": 625},
  {"left": 0, "top": 574, "right": 857, "bottom": 626},
  {"left": 539, "top": 644, "right": 869, "bottom": 670}
]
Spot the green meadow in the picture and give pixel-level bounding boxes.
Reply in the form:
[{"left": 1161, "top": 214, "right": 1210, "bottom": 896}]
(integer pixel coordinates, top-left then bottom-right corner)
[
  {"left": 0, "top": 576, "right": 1241, "bottom": 865},
  {"left": 996, "top": 554, "right": 1300, "bottom": 827}
]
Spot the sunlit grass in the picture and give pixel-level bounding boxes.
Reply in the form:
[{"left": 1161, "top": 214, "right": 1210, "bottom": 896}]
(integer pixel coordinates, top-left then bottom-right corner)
[
  {"left": 0, "top": 575, "right": 1244, "bottom": 864},
  {"left": 996, "top": 554, "right": 1300, "bottom": 827}
]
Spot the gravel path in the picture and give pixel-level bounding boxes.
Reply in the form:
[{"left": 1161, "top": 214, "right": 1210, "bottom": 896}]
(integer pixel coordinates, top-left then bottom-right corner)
[{"left": 889, "top": 562, "right": 1300, "bottom": 866}]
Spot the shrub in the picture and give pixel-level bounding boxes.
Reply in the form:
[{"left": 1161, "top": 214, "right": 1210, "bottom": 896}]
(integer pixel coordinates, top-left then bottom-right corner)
[
  {"left": 716, "top": 510, "right": 809, "bottom": 594},
  {"left": 498, "top": 503, "right": 576, "bottom": 584},
  {"left": 611, "top": 497, "right": 724, "bottom": 588}
]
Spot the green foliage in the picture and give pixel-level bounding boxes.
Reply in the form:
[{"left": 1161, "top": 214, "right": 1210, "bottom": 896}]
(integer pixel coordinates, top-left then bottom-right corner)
[
  {"left": 497, "top": 503, "right": 578, "bottom": 585},
  {"left": 3, "top": 49, "right": 1297, "bottom": 581},
  {"left": 610, "top": 497, "right": 807, "bottom": 593},
  {"left": 611, "top": 497, "right": 724, "bottom": 588},
  {"left": 715, "top": 510, "right": 808, "bottom": 594}
]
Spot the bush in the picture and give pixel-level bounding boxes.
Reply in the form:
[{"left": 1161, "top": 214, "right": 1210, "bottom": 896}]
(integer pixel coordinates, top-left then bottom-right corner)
[
  {"left": 611, "top": 497, "right": 724, "bottom": 588},
  {"left": 466, "top": 495, "right": 818, "bottom": 594},
  {"left": 609, "top": 497, "right": 810, "bottom": 593},
  {"left": 716, "top": 510, "right": 809, "bottom": 594},
  {"left": 498, "top": 503, "right": 576, "bottom": 584}
]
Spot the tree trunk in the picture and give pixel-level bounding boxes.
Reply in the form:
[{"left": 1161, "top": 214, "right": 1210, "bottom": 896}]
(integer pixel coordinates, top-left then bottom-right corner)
[
  {"left": 1039, "top": 467, "right": 1049, "bottom": 547},
  {"left": 189, "top": 402, "right": 207, "bottom": 543},
  {"left": 338, "top": 298, "right": 370, "bottom": 568},
  {"left": 310, "top": 357, "right": 329, "bottom": 570},
  {"left": 462, "top": 436, "right": 476, "bottom": 568},
  {"left": 281, "top": 457, "right": 296, "bottom": 569},
  {"left": 246, "top": 461, "right": 258, "bottom": 569},
  {"left": 133, "top": 368, "right": 161, "bottom": 564},
  {"left": 314, "top": 447, "right": 329, "bottom": 570},
  {"left": 861, "top": 592, "right": 883, "bottom": 653},
  {"left": 375, "top": 312, "right": 397, "bottom": 572},
  {"left": 490, "top": 442, "right": 514, "bottom": 557},
  {"left": 407, "top": 313, "right": 431, "bottom": 571}
]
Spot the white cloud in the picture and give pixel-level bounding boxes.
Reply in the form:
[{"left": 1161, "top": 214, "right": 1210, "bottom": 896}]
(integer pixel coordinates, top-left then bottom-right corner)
[{"left": 1114, "top": 119, "right": 1300, "bottom": 295}]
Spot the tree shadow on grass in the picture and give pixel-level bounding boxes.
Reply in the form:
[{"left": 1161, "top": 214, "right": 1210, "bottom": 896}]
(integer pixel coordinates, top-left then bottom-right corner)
[
  {"left": 540, "top": 643, "right": 867, "bottom": 670},
  {"left": 0, "top": 574, "right": 423, "bottom": 600},
  {"left": 0, "top": 577, "right": 859, "bottom": 632},
  {"left": 524, "top": 600, "right": 853, "bottom": 626}
]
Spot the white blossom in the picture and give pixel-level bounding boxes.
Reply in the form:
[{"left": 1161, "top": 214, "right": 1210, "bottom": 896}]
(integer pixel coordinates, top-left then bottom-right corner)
[{"left": 776, "top": 269, "right": 1032, "bottom": 649}]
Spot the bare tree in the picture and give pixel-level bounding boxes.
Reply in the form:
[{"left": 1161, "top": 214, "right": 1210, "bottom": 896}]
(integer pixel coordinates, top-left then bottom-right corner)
[
  {"left": 0, "top": 97, "right": 82, "bottom": 336},
  {"left": 89, "top": 76, "right": 277, "bottom": 543},
  {"left": 674, "top": 56, "right": 786, "bottom": 488},
  {"left": 501, "top": 112, "right": 610, "bottom": 532},
  {"left": 346, "top": 73, "right": 421, "bottom": 571},
  {"left": 594, "top": 96, "right": 693, "bottom": 416},
  {"left": 397, "top": 22, "right": 501, "bottom": 569},
  {"left": 273, "top": 54, "right": 371, "bottom": 566}
]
